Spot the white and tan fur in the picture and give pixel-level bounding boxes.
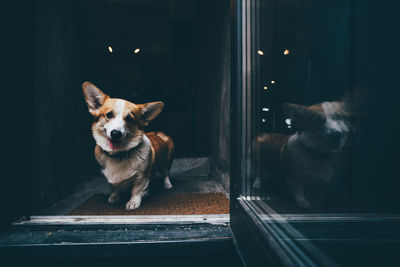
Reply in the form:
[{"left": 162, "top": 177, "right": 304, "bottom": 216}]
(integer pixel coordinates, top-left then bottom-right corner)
[
  {"left": 83, "top": 81, "right": 174, "bottom": 210},
  {"left": 253, "top": 101, "right": 350, "bottom": 208}
]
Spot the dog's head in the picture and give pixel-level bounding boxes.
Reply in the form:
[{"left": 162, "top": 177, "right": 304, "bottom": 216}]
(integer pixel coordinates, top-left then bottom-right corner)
[
  {"left": 283, "top": 101, "right": 350, "bottom": 152},
  {"left": 82, "top": 81, "right": 164, "bottom": 153}
]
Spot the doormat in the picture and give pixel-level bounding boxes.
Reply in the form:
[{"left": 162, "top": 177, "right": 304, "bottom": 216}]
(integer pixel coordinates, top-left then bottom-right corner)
[{"left": 69, "top": 193, "right": 229, "bottom": 215}]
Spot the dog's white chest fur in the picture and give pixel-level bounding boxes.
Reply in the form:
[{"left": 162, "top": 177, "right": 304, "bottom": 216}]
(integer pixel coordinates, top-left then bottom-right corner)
[{"left": 97, "top": 135, "right": 152, "bottom": 185}]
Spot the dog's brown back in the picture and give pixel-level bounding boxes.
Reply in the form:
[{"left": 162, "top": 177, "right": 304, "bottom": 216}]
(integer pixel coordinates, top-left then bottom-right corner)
[
  {"left": 253, "top": 133, "right": 289, "bottom": 175},
  {"left": 146, "top": 132, "right": 174, "bottom": 176}
]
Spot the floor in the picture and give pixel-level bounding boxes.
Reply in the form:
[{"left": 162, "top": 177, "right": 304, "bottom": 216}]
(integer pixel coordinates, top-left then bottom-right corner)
[{"left": 41, "top": 157, "right": 228, "bottom": 215}]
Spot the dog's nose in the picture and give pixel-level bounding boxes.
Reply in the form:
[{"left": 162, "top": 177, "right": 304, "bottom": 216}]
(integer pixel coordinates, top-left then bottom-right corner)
[
  {"left": 328, "top": 130, "right": 342, "bottom": 143},
  {"left": 111, "top": 130, "right": 122, "bottom": 140}
]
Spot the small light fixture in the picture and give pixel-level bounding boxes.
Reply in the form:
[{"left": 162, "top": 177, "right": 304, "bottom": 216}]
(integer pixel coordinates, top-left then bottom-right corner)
[
  {"left": 257, "top": 50, "right": 264, "bottom": 55},
  {"left": 134, "top": 48, "right": 140, "bottom": 54},
  {"left": 262, "top": 108, "right": 269, "bottom": 112},
  {"left": 270, "top": 80, "right": 276, "bottom": 84},
  {"left": 283, "top": 49, "right": 290, "bottom": 55},
  {"left": 285, "top": 118, "right": 292, "bottom": 125},
  {"left": 108, "top": 46, "right": 113, "bottom": 53},
  {"left": 263, "top": 86, "right": 268, "bottom": 90},
  {"left": 261, "top": 118, "right": 266, "bottom": 123}
]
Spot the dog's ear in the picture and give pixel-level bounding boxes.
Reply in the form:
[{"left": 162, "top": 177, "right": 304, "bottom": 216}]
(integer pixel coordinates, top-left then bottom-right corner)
[
  {"left": 140, "top": 101, "right": 164, "bottom": 126},
  {"left": 282, "top": 103, "right": 307, "bottom": 119},
  {"left": 282, "top": 103, "right": 310, "bottom": 128},
  {"left": 82, "top": 81, "right": 109, "bottom": 116}
]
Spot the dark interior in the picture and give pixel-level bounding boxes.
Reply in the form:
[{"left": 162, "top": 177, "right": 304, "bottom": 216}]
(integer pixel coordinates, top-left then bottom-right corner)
[{"left": 30, "top": 0, "right": 231, "bottom": 214}]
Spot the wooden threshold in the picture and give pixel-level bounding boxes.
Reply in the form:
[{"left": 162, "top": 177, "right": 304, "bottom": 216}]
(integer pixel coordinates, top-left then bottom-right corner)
[{"left": 15, "top": 214, "right": 230, "bottom": 226}]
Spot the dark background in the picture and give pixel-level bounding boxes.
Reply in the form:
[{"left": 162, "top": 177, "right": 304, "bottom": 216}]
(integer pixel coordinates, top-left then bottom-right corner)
[{"left": 1, "top": 0, "right": 231, "bottom": 216}]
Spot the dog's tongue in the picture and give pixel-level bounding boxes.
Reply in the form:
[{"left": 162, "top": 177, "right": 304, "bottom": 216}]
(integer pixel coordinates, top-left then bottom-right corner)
[{"left": 109, "top": 140, "right": 119, "bottom": 150}]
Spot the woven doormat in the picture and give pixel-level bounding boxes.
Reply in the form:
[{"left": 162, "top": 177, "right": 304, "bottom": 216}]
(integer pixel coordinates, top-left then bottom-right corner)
[{"left": 69, "top": 193, "right": 229, "bottom": 215}]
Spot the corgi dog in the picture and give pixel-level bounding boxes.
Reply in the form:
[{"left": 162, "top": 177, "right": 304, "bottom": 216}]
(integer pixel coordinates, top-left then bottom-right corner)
[
  {"left": 82, "top": 82, "right": 174, "bottom": 211},
  {"left": 253, "top": 101, "right": 350, "bottom": 208}
]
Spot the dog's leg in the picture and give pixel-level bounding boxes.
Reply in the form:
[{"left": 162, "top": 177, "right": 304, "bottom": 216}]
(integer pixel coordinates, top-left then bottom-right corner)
[
  {"left": 126, "top": 176, "right": 150, "bottom": 211},
  {"left": 162, "top": 167, "right": 173, "bottom": 189},
  {"left": 163, "top": 144, "right": 174, "bottom": 190},
  {"left": 108, "top": 185, "right": 124, "bottom": 204},
  {"left": 253, "top": 167, "right": 263, "bottom": 190},
  {"left": 108, "top": 191, "right": 120, "bottom": 204},
  {"left": 287, "top": 176, "right": 311, "bottom": 208},
  {"left": 163, "top": 175, "right": 172, "bottom": 189}
]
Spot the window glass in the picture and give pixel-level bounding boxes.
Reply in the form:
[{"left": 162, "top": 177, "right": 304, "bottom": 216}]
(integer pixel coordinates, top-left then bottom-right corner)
[
  {"left": 236, "top": 1, "right": 400, "bottom": 264},
  {"left": 244, "top": 0, "right": 399, "bottom": 215}
]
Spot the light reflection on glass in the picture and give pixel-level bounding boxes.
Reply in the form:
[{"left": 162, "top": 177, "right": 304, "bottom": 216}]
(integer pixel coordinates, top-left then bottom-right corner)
[
  {"left": 134, "top": 48, "right": 140, "bottom": 54},
  {"left": 283, "top": 49, "right": 290, "bottom": 55},
  {"left": 257, "top": 50, "right": 264, "bottom": 55},
  {"left": 108, "top": 46, "right": 113, "bottom": 53},
  {"left": 262, "top": 108, "right": 270, "bottom": 112},
  {"left": 263, "top": 86, "right": 268, "bottom": 90},
  {"left": 270, "top": 80, "right": 276, "bottom": 84},
  {"left": 261, "top": 118, "right": 266, "bottom": 123}
]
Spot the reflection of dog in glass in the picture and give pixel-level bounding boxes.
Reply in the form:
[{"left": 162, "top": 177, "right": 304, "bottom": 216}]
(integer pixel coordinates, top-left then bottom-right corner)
[{"left": 253, "top": 101, "right": 350, "bottom": 208}]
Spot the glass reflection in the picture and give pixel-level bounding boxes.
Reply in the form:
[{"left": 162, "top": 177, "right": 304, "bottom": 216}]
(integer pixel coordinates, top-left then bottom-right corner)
[{"left": 253, "top": 101, "right": 352, "bottom": 210}]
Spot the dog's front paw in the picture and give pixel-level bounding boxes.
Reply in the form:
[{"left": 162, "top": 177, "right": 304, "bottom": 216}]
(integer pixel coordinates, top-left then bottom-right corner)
[
  {"left": 126, "top": 196, "right": 142, "bottom": 211},
  {"left": 253, "top": 178, "right": 261, "bottom": 189},
  {"left": 295, "top": 196, "right": 311, "bottom": 209},
  {"left": 164, "top": 176, "right": 172, "bottom": 189},
  {"left": 108, "top": 192, "right": 120, "bottom": 204}
]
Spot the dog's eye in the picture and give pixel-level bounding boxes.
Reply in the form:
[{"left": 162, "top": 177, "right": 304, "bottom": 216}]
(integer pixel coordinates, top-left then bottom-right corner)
[
  {"left": 106, "top": 111, "right": 114, "bottom": 119},
  {"left": 125, "top": 114, "right": 133, "bottom": 123}
]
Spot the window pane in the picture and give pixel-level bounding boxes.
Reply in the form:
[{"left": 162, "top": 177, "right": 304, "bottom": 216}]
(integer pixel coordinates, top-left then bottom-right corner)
[
  {"left": 236, "top": 0, "right": 400, "bottom": 264},
  {"left": 244, "top": 0, "right": 399, "bottom": 214}
]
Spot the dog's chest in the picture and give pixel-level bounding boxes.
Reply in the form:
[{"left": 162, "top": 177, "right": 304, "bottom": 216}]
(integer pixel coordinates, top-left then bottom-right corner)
[
  {"left": 98, "top": 144, "right": 151, "bottom": 185},
  {"left": 293, "top": 153, "right": 334, "bottom": 181},
  {"left": 286, "top": 136, "right": 335, "bottom": 181}
]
